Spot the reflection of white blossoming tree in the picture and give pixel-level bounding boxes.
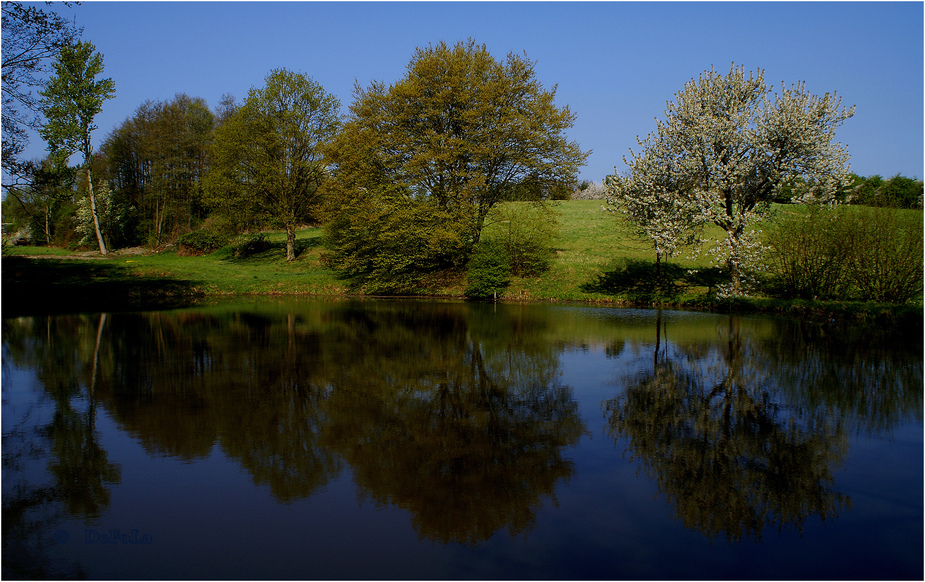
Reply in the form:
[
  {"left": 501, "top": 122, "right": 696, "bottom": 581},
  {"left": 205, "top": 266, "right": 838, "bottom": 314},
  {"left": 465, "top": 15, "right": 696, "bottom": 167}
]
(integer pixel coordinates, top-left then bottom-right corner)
[{"left": 605, "top": 64, "right": 854, "bottom": 296}]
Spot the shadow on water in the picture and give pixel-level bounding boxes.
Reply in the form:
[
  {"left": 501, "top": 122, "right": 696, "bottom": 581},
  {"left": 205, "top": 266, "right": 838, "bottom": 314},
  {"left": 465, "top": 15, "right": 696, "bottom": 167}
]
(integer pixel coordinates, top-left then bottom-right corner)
[{"left": 1, "top": 256, "right": 203, "bottom": 316}]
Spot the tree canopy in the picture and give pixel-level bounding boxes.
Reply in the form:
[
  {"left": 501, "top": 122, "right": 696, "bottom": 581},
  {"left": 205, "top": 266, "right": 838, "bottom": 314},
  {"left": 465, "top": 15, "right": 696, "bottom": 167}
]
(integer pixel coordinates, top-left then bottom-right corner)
[
  {"left": 323, "top": 39, "right": 587, "bottom": 291},
  {"left": 1, "top": 2, "right": 82, "bottom": 184},
  {"left": 102, "top": 94, "right": 215, "bottom": 246}
]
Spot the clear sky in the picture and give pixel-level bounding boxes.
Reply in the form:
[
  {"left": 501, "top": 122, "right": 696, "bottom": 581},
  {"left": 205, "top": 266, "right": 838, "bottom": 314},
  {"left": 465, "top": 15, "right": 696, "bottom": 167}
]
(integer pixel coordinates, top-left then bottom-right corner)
[{"left": 20, "top": 1, "right": 925, "bottom": 182}]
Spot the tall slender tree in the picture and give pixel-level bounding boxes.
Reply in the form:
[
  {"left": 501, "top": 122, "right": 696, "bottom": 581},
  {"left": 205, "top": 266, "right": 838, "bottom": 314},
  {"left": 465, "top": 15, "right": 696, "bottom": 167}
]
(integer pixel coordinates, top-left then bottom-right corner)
[{"left": 40, "top": 40, "right": 116, "bottom": 254}]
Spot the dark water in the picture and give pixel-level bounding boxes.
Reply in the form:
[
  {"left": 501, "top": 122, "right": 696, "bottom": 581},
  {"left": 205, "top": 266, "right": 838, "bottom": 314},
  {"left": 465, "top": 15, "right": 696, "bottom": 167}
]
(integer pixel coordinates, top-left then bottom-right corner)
[{"left": 2, "top": 299, "right": 922, "bottom": 580}]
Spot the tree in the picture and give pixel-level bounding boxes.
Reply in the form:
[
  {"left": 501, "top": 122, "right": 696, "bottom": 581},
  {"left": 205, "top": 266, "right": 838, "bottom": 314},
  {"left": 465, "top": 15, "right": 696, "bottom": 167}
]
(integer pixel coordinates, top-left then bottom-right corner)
[
  {"left": 610, "top": 64, "right": 854, "bottom": 296},
  {"left": 1, "top": 2, "right": 82, "bottom": 186},
  {"left": 40, "top": 41, "right": 116, "bottom": 254},
  {"left": 204, "top": 69, "right": 340, "bottom": 261},
  {"left": 325, "top": 39, "right": 588, "bottom": 277}
]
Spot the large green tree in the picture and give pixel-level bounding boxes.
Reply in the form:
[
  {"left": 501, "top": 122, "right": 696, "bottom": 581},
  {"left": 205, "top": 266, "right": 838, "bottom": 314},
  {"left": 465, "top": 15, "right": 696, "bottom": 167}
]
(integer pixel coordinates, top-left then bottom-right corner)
[
  {"left": 39, "top": 40, "right": 116, "bottom": 255},
  {"left": 606, "top": 64, "right": 854, "bottom": 296},
  {"left": 325, "top": 39, "right": 588, "bottom": 287},
  {"left": 204, "top": 69, "right": 340, "bottom": 261}
]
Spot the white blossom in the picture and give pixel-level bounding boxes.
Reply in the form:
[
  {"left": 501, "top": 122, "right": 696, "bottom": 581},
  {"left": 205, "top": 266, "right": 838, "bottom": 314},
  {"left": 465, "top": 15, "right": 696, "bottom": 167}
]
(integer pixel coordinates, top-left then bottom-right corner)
[{"left": 606, "top": 64, "right": 854, "bottom": 296}]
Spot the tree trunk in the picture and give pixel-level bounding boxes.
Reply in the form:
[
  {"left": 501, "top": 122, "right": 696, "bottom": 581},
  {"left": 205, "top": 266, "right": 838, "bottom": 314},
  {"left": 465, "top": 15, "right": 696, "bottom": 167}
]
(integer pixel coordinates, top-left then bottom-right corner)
[
  {"left": 286, "top": 225, "right": 296, "bottom": 262},
  {"left": 86, "top": 166, "right": 108, "bottom": 255},
  {"left": 44, "top": 206, "right": 52, "bottom": 245}
]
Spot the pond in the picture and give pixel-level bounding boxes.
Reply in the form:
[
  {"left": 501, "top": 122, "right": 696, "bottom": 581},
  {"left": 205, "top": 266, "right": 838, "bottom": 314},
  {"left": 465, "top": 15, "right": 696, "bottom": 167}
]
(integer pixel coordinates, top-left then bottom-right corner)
[{"left": 2, "top": 299, "right": 922, "bottom": 580}]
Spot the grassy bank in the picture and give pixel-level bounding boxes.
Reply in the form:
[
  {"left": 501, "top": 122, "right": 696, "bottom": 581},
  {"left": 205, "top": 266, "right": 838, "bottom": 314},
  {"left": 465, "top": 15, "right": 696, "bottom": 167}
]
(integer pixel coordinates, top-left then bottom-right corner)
[{"left": 3, "top": 200, "right": 922, "bottom": 328}]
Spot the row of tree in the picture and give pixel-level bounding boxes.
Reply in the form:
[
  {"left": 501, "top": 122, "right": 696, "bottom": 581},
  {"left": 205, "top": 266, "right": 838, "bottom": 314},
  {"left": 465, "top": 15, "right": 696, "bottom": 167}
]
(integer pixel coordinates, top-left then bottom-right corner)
[{"left": 2, "top": 5, "right": 920, "bottom": 298}]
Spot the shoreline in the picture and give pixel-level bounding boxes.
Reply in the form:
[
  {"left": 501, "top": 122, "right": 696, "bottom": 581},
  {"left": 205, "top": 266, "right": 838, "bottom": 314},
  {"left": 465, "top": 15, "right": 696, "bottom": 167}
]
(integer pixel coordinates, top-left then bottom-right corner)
[{"left": 3, "top": 254, "right": 921, "bottom": 334}]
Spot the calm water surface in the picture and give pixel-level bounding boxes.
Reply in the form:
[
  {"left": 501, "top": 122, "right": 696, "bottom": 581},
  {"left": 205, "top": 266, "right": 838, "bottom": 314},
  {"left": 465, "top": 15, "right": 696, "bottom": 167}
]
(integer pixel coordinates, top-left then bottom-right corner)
[{"left": 2, "top": 299, "right": 922, "bottom": 579}]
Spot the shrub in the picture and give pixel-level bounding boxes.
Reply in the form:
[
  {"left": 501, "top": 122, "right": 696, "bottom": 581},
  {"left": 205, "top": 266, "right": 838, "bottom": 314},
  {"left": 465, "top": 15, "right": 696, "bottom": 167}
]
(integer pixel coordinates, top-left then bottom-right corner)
[
  {"left": 465, "top": 240, "right": 510, "bottom": 299},
  {"left": 766, "top": 205, "right": 851, "bottom": 300},
  {"left": 482, "top": 203, "right": 559, "bottom": 276},
  {"left": 323, "top": 193, "right": 467, "bottom": 293},
  {"left": 844, "top": 206, "right": 923, "bottom": 303},
  {"left": 178, "top": 229, "right": 227, "bottom": 256},
  {"left": 766, "top": 205, "right": 923, "bottom": 304}
]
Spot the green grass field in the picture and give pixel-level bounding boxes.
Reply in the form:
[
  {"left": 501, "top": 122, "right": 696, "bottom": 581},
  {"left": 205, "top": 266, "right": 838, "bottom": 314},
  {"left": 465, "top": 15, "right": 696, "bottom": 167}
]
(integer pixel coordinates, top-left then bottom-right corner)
[{"left": 3, "top": 200, "right": 921, "bottom": 325}]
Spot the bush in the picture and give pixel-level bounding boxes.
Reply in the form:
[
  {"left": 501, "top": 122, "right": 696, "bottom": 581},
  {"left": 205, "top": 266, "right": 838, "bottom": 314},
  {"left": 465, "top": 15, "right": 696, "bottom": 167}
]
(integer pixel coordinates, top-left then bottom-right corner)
[
  {"left": 844, "top": 206, "right": 923, "bottom": 303},
  {"left": 178, "top": 229, "right": 227, "bottom": 256},
  {"left": 767, "top": 205, "right": 923, "bottom": 304},
  {"left": 482, "top": 203, "right": 558, "bottom": 276},
  {"left": 766, "top": 205, "right": 851, "bottom": 300},
  {"left": 233, "top": 233, "right": 272, "bottom": 258},
  {"left": 465, "top": 240, "right": 510, "bottom": 299},
  {"left": 323, "top": 192, "right": 467, "bottom": 293}
]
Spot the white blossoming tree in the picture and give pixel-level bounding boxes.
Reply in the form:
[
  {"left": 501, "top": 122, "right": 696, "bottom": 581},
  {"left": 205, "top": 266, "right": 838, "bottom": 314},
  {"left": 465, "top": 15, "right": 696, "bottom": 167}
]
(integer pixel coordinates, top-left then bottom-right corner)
[{"left": 606, "top": 64, "right": 854, "bottom": 296}]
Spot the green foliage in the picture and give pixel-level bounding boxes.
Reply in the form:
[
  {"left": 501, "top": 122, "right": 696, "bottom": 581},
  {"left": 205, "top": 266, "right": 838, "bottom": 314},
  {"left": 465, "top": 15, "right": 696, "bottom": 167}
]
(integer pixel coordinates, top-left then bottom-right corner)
[
  {"left": 766, "top": 205, "right": 852, "bottom": 300},
  {"left": 325, "top": 38, "right": 587, "bottom": 267},
  {"left": 204, "top": 68, "right": 341, "bottom": 261},
  {"left": 465, "top": 240, "right": 511, "bottom": 299},
  {"left": 3, "top": 158, "right": 76, "bottom": 245},
  {"left": 482, "top": 203, "right": 559, "bottom": 276},
  {"left": 767, "top": 205, "right": 923, "bottom": 304},
  {"left": 178, "top": 229, "right": 227, "bottom": 256},
  {"left": 39, "top": 40, "right": 115, "bottom": 165},
  {"left": 102, "top": 94, "right": 215, "bottom": 246},
  {"left": 323, "top": 191, "right": 467, "bottom": 294},
  {"left": 39, "top": 40, "right": 116, "bottom": 254},
  {"left": 844, "top": 206, "right": 923, "bottom": 303},
  {"left": 847, "top": 173, "right": 923, "bottom": 208}
]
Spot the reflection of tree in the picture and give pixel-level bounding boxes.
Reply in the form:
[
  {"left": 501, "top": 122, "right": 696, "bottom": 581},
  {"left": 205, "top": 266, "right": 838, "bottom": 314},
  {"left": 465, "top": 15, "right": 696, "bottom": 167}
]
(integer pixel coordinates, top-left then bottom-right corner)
[
  {"left": 101, "top": 310, "right": 342, "bottom": 501},
  {"left": 319, "top": 302, "right": 585, "bottom": 544},
  {"left": 3, "top": 404, "right": 84, "bottom": 579},
  {"left": 605, "top": 316, "right": 850, "bottom": 543},
  {"left": 43, "top": 394, "right": 122, "bottom": 520},
  {"left": 758, "top": 319, "right": 923, "bottom": 434},
  {"left": 1, "top": 314, "right": 122, "bottom": 522},
  {"left": 325, "top": 345, "right": 582, "bottom": 544},
  {"left": 2, "top": 313, "right": 119, "bottom": 578}
]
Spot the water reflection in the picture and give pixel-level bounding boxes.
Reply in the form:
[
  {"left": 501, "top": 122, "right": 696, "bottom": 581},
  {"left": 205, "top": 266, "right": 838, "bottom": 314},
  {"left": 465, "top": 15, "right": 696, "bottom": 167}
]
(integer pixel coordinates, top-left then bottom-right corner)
[
  {"left": 2, "top": 301, "right": 921, "bottom": 576},
  {"left": 3, "top": 301, "right": 585, "bottom": 547},
  {"left": 604, "top": 312, "right": 921, "bottom": 543},
  {"left": 3, "top": 314, "right": 120, "bottom": 577}
]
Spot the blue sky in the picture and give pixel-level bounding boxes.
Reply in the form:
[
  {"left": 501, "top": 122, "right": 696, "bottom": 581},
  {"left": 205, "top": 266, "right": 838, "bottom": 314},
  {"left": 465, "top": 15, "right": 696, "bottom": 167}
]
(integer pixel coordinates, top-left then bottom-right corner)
[{"left": 21, "top": 1, "right": 925, "bottom": 182}]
